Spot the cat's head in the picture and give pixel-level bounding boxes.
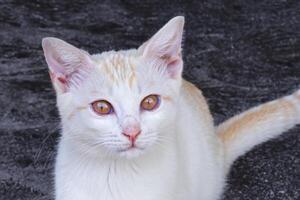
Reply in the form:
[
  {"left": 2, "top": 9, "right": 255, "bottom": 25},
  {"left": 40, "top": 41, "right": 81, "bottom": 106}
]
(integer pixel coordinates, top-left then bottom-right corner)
[{"left": 42, "top": 16, "right": 184, "bottom": 159}]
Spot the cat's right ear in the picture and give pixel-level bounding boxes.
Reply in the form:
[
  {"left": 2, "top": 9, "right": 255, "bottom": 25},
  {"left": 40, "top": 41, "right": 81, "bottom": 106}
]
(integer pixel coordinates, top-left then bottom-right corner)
[
  {"left": 138, "top": 16, "right": 184, "bottom": 79},
  {"left": 42, "top": 37, "right": 94, "bottom": 94}
]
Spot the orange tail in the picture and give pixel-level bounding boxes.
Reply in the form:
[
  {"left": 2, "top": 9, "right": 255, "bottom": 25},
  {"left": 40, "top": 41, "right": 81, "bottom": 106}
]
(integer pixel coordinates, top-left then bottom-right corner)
[{"left": 217, "top": 90, "right": 300, "bottom": 168}]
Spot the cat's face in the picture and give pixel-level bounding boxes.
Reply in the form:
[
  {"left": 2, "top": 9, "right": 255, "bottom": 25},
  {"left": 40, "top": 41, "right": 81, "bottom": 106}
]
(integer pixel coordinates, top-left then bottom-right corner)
[{"left": 42, "top": 16, "right": 184, "bottom": 159}]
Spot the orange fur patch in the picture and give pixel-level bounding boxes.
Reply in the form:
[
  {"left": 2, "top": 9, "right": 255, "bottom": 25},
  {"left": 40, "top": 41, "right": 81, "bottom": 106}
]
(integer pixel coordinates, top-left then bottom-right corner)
[
  {"left": 218, "top": 98, "right": 296, "bottom": 143},
  {"left": 99, "top": 53, "right": 136, "bottom": 87},
  {"left": 128, "top": 73, "right": 136, "bottom": 88},
  {"left": 182, "top": 80, "right": 213, "bottom": 123},
  {"left": 102, "top": 61, "right": 116, "bottom": 83},
  {"left": 294, "top": 91, "right": 300, "bottom": 101},
  {"left": 162, "top": 96, "right": 173, "bottom": 102}
]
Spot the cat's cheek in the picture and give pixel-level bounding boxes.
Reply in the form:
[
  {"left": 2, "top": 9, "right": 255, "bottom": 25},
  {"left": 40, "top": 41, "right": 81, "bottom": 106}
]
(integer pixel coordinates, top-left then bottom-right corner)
[
  {"left": 141, "top": 104, "right": 175, "bottom": 131},
  {"left": 78, "top": 108, "right": 117, "bottom": 133}
]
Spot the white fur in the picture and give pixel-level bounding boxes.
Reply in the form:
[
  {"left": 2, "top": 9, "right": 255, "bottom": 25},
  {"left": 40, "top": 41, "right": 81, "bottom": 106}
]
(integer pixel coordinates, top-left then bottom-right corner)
[{"left": 41, "top": 16, "right": 300, "bottom": 200}]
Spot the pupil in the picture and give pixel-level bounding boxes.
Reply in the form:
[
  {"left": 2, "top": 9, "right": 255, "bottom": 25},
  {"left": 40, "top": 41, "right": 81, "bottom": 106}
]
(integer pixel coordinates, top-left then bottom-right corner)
[{"left": 99, "top": 103, "right": 106, "bottom": 111}]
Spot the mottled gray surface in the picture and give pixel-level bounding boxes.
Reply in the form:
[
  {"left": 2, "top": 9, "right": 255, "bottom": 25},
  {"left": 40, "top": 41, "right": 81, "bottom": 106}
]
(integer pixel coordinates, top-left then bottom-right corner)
[{"left": 0, "top": 0, "right": 300, "bottom": 200}]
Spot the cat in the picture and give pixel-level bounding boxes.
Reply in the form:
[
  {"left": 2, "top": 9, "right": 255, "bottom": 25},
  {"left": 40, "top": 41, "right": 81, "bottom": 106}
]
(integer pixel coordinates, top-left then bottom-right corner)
[{"left": 42, "top": 16, "right": 300, "bottom": 200}]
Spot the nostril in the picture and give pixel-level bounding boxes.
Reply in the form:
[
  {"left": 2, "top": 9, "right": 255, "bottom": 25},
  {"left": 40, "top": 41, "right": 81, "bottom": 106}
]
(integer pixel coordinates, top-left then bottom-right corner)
[
  {"left": 134, "top": 130, "right": 141, "bottom": 138},
  {"left": 122, "top": 132, "right": 130, "bottom": 138},
  {"left": 122, "top": 130, "right": 141, "bottom": 143}
]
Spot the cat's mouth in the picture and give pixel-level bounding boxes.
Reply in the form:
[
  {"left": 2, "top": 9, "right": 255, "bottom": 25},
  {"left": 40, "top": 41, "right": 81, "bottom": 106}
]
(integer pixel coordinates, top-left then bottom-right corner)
[
  {"left": 119, "top": 146, "right": 145, "bottom": 152},
  {"left": 117, "top": 145, "right": 146, "bottom": 158}
]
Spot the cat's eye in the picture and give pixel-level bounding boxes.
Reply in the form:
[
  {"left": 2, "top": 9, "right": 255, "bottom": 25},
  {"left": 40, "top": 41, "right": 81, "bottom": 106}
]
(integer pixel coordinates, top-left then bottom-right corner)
[
  {"left": 91, "top": 100, "right": 113, "bottom": 115},
  {"left": 141, "top": 95, "right": 160, "bottom": 111}
]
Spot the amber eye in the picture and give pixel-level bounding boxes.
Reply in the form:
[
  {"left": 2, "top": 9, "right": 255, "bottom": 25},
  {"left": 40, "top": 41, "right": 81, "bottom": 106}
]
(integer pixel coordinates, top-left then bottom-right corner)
[
  {"left": 141, "top": 95, "right": 160, "bottom": 111},
  {"left": 91, "top": 100, "right": 113, "bottom": 115}
]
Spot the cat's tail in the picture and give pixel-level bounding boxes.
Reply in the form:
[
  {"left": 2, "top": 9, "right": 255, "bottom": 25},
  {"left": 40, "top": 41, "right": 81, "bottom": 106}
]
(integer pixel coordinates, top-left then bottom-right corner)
[{"left": 216, "top": 90, "right": 300, "bottom": 168}]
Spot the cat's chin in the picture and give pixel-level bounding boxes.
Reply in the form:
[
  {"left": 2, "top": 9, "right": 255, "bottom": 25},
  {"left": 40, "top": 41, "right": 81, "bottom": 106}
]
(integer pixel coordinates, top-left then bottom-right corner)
[{"left": 117, "top": 146, "right": 146, "bottom": 159}]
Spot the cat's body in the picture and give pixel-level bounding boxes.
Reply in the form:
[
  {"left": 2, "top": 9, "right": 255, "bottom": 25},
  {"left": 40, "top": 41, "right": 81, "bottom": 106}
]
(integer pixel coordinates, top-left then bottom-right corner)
[
  {"left": 55, "top": 79, "right": 225, "bottom": 200},
  {"left": 42, "top": 17, "right": 300, "bottom": 200}
]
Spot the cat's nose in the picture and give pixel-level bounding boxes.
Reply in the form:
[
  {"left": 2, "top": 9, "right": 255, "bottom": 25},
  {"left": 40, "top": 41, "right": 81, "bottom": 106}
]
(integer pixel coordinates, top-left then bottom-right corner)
[{"left": 122, "top": 125, "right": 141, "bottom": 144}]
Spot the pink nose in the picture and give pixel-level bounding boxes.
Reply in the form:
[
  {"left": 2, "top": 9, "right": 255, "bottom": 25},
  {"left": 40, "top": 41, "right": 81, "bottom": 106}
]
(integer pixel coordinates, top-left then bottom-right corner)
[{"left": 122, "top": 126, "right": 141, "bottom": 144}]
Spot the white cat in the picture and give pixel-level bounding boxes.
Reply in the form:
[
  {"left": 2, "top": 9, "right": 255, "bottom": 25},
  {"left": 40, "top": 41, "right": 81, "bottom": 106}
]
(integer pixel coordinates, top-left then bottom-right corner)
[{"left": 42, "top": 16, "right": 300, "bottom": 200}]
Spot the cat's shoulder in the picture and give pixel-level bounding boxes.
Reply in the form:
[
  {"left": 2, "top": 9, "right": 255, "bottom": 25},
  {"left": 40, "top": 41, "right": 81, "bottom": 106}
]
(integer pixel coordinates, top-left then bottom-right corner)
[
  {"left": 181, "top": 79, "right": 211, "bottom": 115},
  {"left": 182, "top": 79, "right": 205, "bottom": 102}
]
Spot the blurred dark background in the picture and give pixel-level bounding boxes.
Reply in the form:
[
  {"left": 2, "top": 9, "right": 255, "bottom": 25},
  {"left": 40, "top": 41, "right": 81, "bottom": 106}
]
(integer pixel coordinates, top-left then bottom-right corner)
[{"left": 0, "top": 0, "right": 299, "bottom": 199}]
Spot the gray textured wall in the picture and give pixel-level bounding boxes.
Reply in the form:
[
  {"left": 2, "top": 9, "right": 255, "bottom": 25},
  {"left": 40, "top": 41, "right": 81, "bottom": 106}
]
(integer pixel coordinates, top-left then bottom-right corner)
[{"left": 0, "top": 0, "right": 299, "bottom": 199}]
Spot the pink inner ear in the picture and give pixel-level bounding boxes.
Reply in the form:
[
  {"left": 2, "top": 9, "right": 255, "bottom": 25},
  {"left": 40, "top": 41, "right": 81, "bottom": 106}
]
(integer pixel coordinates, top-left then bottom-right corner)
[
  {"left": 44, "top": 43, "right": 70, "bottom": 91},
  {"left": 42, "top": 37, "right": 95, "bottom": 93},
  {"left": 49, "top": 71, "right": 67, "bottom": 85},
  {"left": 167, "top": 60, "right": 183, "bottom": 78},
  {"left": 138, "top": 17, "right": 184, "bottom": 79},
  {"left": 43, "top": 42, "right": 66, "bottom": 76},
  {"left": 57, "top": 76, "right": 68, "bottom": 85},
  {"left": 48, "top": 71, "right": 68, "bottom": 93},
  {"left": 45, "top": 50, "right": 69, "bottom": 87},
  {"left": 160, "top": 54, "right": 183, "bottom": 78}
]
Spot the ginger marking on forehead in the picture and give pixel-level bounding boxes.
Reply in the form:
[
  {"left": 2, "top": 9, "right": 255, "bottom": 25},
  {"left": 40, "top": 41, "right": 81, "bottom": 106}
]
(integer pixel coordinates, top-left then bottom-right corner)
[
  {"left": 101, "top": 53, "right": 137, "bottom": 86},
  {"left": 127, "top": 57, "right": 137, "bottom": 88},
  {"left": 128, "top": 72, "right": 136, "bottom": 88},
  {"left": 102, "top": 59, "right": 116, "bottom": 83}
]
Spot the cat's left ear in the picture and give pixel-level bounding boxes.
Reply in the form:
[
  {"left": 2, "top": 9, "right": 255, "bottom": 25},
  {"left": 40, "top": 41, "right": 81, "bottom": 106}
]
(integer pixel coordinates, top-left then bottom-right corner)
[
  {"left": 42, "top": 37, "right": 94, "bottom": 94},
  {"left": 138, "top": 16, "right": 184, "bottom": 79}
]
